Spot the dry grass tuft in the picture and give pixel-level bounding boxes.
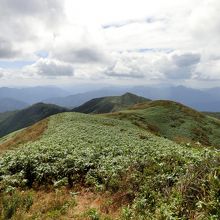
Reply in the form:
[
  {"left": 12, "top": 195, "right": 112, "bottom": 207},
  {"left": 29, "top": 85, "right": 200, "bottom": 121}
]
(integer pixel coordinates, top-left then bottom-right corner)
[{"left": 0, "top": 187, "right": 124, "bottom": 219}]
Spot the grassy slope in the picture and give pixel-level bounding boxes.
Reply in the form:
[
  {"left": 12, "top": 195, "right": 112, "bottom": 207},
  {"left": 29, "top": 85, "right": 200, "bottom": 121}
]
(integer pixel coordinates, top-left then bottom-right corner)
[
  {"left": 107, "top": 100, "right": 220, "bottom": 147},
  {"left": 73, "top": 92, "right": 150, "bottom": 114},
  {"left": 204, "top": 112, "right": 220, "bottom": 120},
  {"left": 0, "top": 103, "right": 67, "bottom": 138},
  {"left": 0, "top": 111, "right": 16, "bottom": 123},
  {"left": 0, "top": 112, "right": 220, "bottom": 219}
]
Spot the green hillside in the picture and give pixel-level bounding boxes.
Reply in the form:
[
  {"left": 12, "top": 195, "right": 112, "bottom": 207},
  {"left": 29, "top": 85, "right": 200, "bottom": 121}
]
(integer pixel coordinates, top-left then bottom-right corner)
[
  {"left": 107, "top": 100, "right": 220, "bottom": 147},
  {"left": 204, "top": 112, "right": 220, "bottom": 120},
  {"left": 0, "top": 103, "right": 67, "bottom": 138},
  {"left": 0, "top": 111, "right": 16, "bottom": 123},
  {"left": 73, "top": 92, "right": 150, "bottom": 114},
  {"left": 0, "top": 112, "right": 220, "bottom": 219}
]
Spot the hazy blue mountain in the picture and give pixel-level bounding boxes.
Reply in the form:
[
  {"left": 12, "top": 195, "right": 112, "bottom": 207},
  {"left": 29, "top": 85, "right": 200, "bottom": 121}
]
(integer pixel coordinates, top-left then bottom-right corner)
[
  {"left": 2, "top": 85, "right": 220, "bottom": 112},
  {"left": 0, "top": 98, "right": 28, "bottom": 113},
  {"left": 128, "top": 86, "right": 220, "bottom": 112},
  {"left": 0, "top": 86, "right": 69, "bottom": 104},
  {"left": 192, "top": 101, "right": 220, "bottom": 112},
  {"left": 205, "top": 87, "right": 220, "bottom": 98},
  {"left": 44, "top": 88, "right": 126, "bottom": 108},
  {"left": 44, "top": 85, "right": 220, "bottom": 111},
  {"left": 129, "top": 86, "right": 208, "bottom": 102}
]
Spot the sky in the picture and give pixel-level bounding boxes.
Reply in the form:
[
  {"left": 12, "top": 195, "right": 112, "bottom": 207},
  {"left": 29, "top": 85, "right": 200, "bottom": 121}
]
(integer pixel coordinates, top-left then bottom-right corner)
[{"left": 0, "top": 0, "right": 220, "bottom": 88}]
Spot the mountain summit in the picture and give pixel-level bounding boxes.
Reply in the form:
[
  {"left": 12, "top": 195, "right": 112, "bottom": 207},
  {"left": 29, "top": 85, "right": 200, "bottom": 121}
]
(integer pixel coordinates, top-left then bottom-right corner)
[{"left": 73, "top": 92, "right": 150, "bottom": 114}]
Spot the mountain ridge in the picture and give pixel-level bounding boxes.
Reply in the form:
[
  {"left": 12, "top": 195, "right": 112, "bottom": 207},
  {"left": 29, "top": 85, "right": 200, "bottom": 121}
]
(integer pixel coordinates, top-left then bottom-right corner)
[
  {"left": 73, "top": 92, "right": 150, "bottom": 114},
  {"left": 43, "top": 85, "right": 220, "bottom": 111},
  {"left": 107, "top": 99, "right": 220, "bottom": 146}
]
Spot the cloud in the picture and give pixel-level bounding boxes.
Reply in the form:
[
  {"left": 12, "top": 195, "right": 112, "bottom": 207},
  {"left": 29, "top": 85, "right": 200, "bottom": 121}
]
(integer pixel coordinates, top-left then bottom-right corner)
[
  {"left": 104, "top": 52, "right": 147, "bottom": 79},
  {"left": 189, "top": 0, "right": 220, "bottom": 41},
  {"left": 105, "top": 68, "right": 145, "bottom": 79},
  {"left": 155, "top": 52, "right": 201, "bottom": 79},
  {"left": 50, "top": 24, "right": 110, "bottom": 64},
  {"left": 172, "top": 53, "right": 200, "bottom": 67},
  {"left": 25, "top": 59, "right": 74, "bottom": 77},
  {"left": 102, "top": 51, "right": 202, "bottom": 80},
  {"left": 105, "top": 72, "right": 144, "bottom": 79},
  {"left": 103, "top": 51, "right": 201, "bottom": 80},
  {"left": 53, "top": 47, "right": 107, "bottom": 64},
  {"left": 0, "top": 0, "right": 64, "bottom": 23},
  {"left": 0, "top": 70, "right": 4, "bottom": 78},
  {"left": 194, "top": 59, "right": 220, "bottom": 80},
  {"left": 0, "top": 0, "right": 65, "bottom": 60},
  {"left": 188, "top": 0, "right": 220, "bottom": 59},
  {"left": 0, "top": 0, "right": 219, "bottom": 87},
  {"left": 0, "top": 38, "right": 19, "bottom": 59},
  {"left": 102, "top": 17, "right": 162, "bottom": 29},
  {"left": 104, "top": 51, "right": 161, "bottom": 79}
]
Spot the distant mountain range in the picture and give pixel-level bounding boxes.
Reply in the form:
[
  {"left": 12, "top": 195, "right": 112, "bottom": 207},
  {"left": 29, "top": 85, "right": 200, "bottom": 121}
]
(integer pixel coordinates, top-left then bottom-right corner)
[
  {"left": 1, "top": 91, "right": 220, "bottom": 147},
  {"left": 0, "top": 93, "right": 147, "bottom": 137},
  {"left": 128, "top": 86, "right": 220, "bottom": 111},
  {"left": 1, "top": 85, "right": 220, "bottom": 112},
  {"left": 0, "top": 98, "right": 28, "bottom": 113},
  {"left": 0, "top": 86, "right": 68, "bottom": 104},
  {"left": 0, "top": 86, "right": 69, "bottom": 112},
  {"left": 43, "top": 88, "right": 126, "bottom": 108},
  {"left": 2, "top": 91, "right": 220, "bottom": 146},
  {"left": 44, "top": 86, "right": 220, "bottom": 112}
]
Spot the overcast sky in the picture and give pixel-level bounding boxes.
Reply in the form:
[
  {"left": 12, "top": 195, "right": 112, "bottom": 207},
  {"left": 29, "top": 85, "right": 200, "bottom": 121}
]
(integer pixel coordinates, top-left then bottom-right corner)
[{"left": 0, "top": 0, "right": 219, "bottom": 88}]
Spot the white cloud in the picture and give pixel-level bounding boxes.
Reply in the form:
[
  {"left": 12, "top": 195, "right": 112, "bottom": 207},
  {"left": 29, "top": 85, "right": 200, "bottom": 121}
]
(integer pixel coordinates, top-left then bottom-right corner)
[
  {"left": 102, "top": 51, "right": 201, "bottom": 80},
  {"left": 0, "top": 69, "right": 4, "bottom": 78},
  {"left": 189, "top": 0, "right": 220, "bottom": 42},
  {"left": 52, "top": 41, "right": 108, "bottom": 64},
  {"left": 195, "top": 59, "right": 220, "bottom": 80},
  {"left": 104, "top": 51, "right": 159, "bottom": 79},
  {"left": 161, "top": 52, "right": 201, "bottom": 79},
  {"left": 0, "top": 0, "right": 65, "bottom": 60},
  {"left": 172, "top": 53, "right": 200, "bottom": 67},
  {"left": 0, "top": 38, "right": 19, "bottom": 58},
  {"left": 23, "top": 58, "right": 74, "bottom": 77},
  {"left": 0, "top": 0, "right": 220, "bottom": 86}
]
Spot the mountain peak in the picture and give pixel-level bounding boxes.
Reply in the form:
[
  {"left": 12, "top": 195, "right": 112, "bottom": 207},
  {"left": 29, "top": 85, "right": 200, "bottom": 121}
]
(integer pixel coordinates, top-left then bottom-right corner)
[
  {"left": 73, "top": 93, "right": 150, "bottom": 114},
  {"left": 122, "top": 92, "right": 136, "bottom": 97}
]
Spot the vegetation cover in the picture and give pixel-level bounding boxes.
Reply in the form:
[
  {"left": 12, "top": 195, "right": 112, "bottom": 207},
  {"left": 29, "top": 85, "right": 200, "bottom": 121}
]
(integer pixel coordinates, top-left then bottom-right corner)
[
  {"left": 0, "top": 112, "right": 220, "bottom": 219},
  {"left": 0, "top": 112, "right": 16, "bottom": 124},
  {"left": 107, "top": 100, "right": 220, "bottom": 147},
  {"left": 204, "top": 112, "right": 220, "bottom": 120},
  {"left": 73, "top": 93, "right": 150, "bottom": 114}
]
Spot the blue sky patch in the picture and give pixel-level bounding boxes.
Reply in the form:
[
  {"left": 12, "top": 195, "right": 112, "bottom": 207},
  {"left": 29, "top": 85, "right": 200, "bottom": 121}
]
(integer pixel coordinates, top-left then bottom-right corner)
[
  {"left": 0, "top": 60, "right": 35, "bottom": 69},
  {"left": 35, "top": 50, "right": 49, "bottom": 58}
]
